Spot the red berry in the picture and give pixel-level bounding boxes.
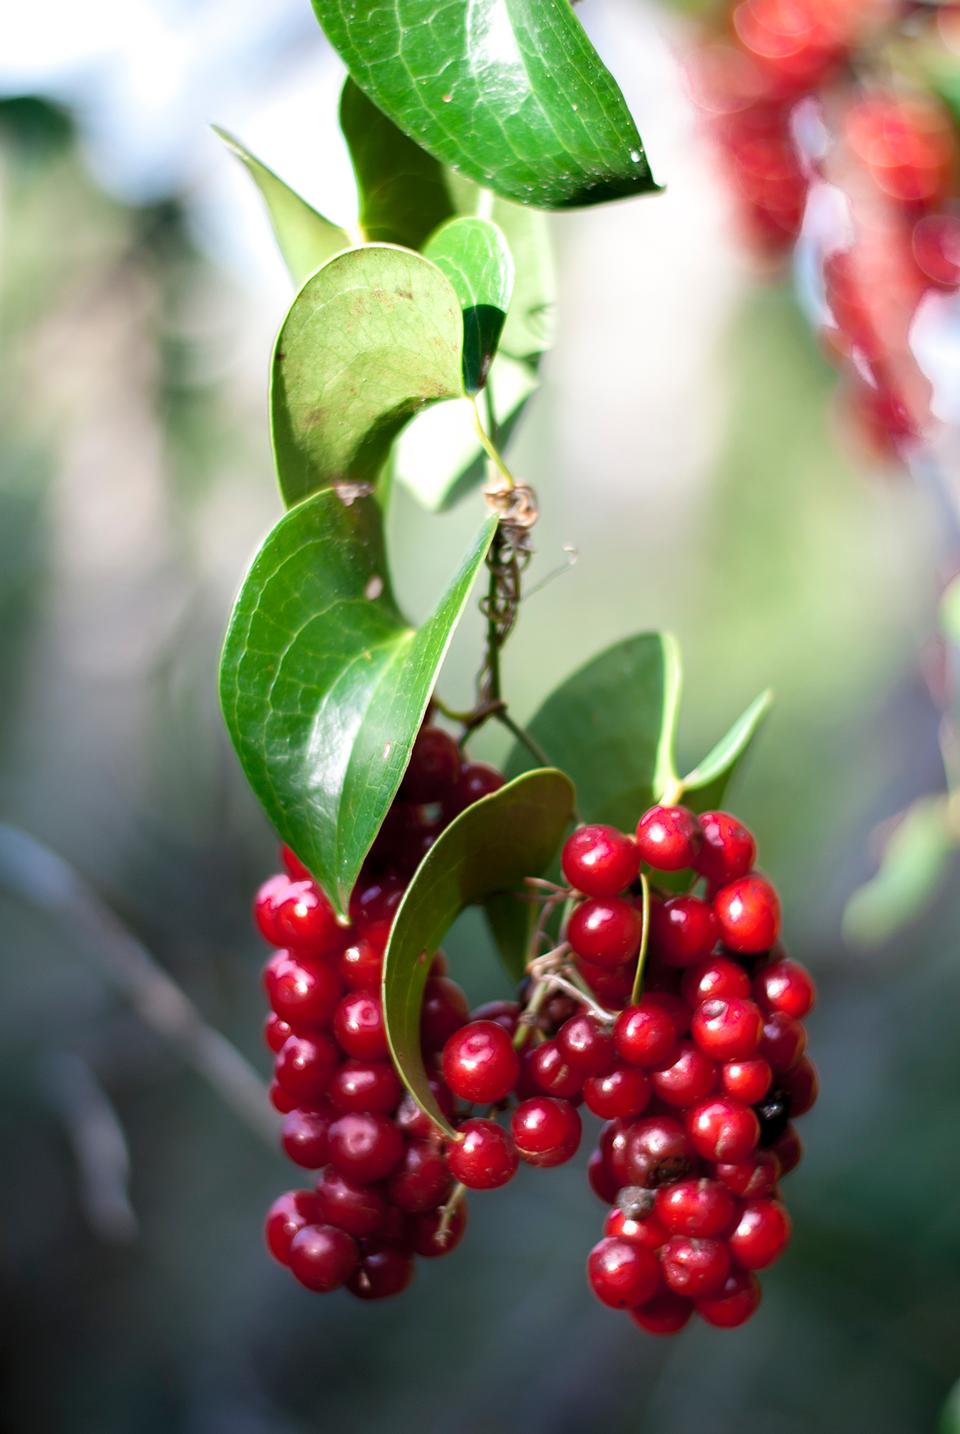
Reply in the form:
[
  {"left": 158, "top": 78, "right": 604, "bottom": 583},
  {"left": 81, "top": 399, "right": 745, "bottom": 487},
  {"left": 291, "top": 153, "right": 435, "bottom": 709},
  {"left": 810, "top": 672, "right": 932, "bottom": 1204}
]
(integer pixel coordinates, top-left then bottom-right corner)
[
  {"left": 759, "top": 1010, "right": 807, "bottom": 1073},
  {"left": 401, "top": 725, "right": 461, "bottom": 802},
  {"left": 338, "top": 938, "right": 383, "bottom": 991},
  {"left": 913, "top": 213, "right": 960, "bottom": 287},
  {"left": 583, "top": 1065, "right": 651, "bottom": 1120},
  {"left": 262, "top": 947, "right": 295, "bottom": 998},
  {"left": 386, "top": 1140, "right": 452, "bottom": 1213},
  {"left": 264, "top": 1012, "right": 293, "bottom": 1052},
  {"left": 729, "top": 1198, "right": 792, "bottom": 1269},
  {"left": 413, "top": 1201, "right": 468, "bottom": 1257},
  {"left": 715, "top": 1151, "right": 782, "bottom": 1200},
  {"left": 661, "top": 1235, "right": 729, "bottom": 1298},
  {"left": 614, "top": 1000, "right": 679, "bottom": 1068},
  {"left": 347, "top": 1241, "right": 415, "bottom": 1300},
  {"left": 281, "top": 1107, "right": 334, "bottom": 1168},
  {"left": 722, "top": 1057, "right": 773, "bottom": 1104},
  {"left": 574, "top": 957, "right": 635, "bottom": 1007},
  {"left": 682, "top": 957, "right": 751, "bottom": 1007},
  {"left": 713, "top": 875, "right": 781, "bottom": 953},
  {"left": 587, "top": 1148, "right": 620, "bottom": 1204},
  {"left": 511, "top": 1097, "right": 582, "bottom": 1167},
  {"left": 604, "top": 1204, "right": 669, "bottom": 1251},
  {"left": 441, "top": 1020, "right": 520, "bottom": 1104},
  {"left": 271, "top": 956, "right": 342, "bottom": 1030},
  {"left": 274, "top": 1033, "right": 338, "bottom": 1105},
  {"left": 696, "top": 1267, "right": 761, "bottom": 1327},
  {"left": 781, "top": 1056, "right": 818, "bottom": 1116},
  {"left": 562, "top": 825, "right": 640, "bottom": 898},
  {"left": 523, "top": 1040, "right": 584, "bottom": 1100},
  {"left": 695, "top": 811, "right": 757, "bottom": 885},
  {"left": 288, "top": 1223, "right": 359, "bottom": 1292},
  {"left": 272, "top": 879, "right": 342, "bottom": 957},
  {"left": 349, "top": 873, "right": 404, "bottom": 932},
  {"left": 655, "top": 1179, "right": 735, "bottom": 1238},
  {"left": 567, "top": 897, "right": 643, "bottom": 968},
  {"left": 265, "top": 1189, "right": 319, "bottom": 1264},
  {"left": 650, "top": 1041, "right": 717, "bottom": 1108},
  {"left": 281, "top": 844, "right": 311, "bottom": 880},
  {"left": 557, "top": 1013, "right": 615, "bottom": 1075},
  {"left": 394, "top": 1079, "right": 455, "bottom": 1141},
  {"left": 650, "top": 896, "right": 718, "bottom": 967},
  {"left": 587, "top": 1236, "right": 660, "bottom": 1309},
  {"left": 625, "top": 1116, "right": 695, "bottom": 1188},
  {"left": 446, "top": 1118, "right": 518, "bottom": 1190},
  {"left": 328, "top": 1059, "right": 403, "bottom": 1115},
  {"left": 327, "top": 1112, "right": 404, "bottom": 1183},
  {"left": 770, "top": 1123, "right": 803, "bottom": 1175},
  {"left": 334, "top": 991, "right": 389, "bottom": 1061},
  {"left": 420, "top": 977, "right": 470, "bottom": 1050},
  {"left": 268, "top": 1080, "right": 297, "bottom": 1114},
  {"left": 469, "top": 999, "right": 520, "bottom": 1035},
  {"left": 443, "top": 761, "right": 505, "bottom": 818},
  {"left": 691, "top": 997, "right": 763, "bottom": 1061},
  {"left": 755, "top": 958, "right": 816, "bottom": 1018},
  {"left": 635, "top": 804, "right": 703, "bottom": 871},
  {"left": 315, "top": 1168, "right": 388, "bottom": 1237},
  {"left": 630, "top": 1290, "right": 693, "bottom": 1335},
  {"left": 686, "top": 1097, "right": 760, "bottom": 1163},
  {"left": 254, "top": 875, "right": 289, "bottom": 946}
]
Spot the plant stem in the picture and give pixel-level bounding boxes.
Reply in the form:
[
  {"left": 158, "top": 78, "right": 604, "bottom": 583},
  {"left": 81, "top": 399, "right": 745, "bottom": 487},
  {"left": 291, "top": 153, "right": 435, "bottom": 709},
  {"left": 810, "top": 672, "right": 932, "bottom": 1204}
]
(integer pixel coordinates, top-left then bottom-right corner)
[
  {"left": 494, "top": 708, "right": 553, "bottom": 768},
  {"left": 471, "top": 398, "right": 516, "bottom": 491},
  {"left": 630, "top": 871, "right": 652, "bottom": 1006},
  {"left": 485, "top": 524, "right": 505, "bottom": 703}
]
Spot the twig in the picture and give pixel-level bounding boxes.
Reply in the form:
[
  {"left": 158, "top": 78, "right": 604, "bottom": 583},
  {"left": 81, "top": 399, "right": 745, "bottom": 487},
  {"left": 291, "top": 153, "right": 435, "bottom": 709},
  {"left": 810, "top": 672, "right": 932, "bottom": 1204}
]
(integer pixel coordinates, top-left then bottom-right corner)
[{"left": 41, "top": 1052, "right": 138, "bottom": 1244}]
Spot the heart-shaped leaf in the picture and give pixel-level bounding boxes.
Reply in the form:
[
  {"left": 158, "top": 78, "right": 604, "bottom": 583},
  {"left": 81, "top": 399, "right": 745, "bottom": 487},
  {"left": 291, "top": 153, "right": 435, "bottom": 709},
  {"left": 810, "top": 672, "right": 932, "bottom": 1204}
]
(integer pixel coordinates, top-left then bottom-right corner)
[
  {"left": 504, "top": 634, "right": 683, "bottom": 829},
  {"left": 424, "top": 217, "right": 514, "bottom": 393},
  {"left": 339, "top": 78, "right": 455, "bottom": 251},
  {"left": 213, "top": 126, "right": 350, "bottom": 287},
  {"left": 271, "top": 245, "right": 466, "bottom": 508},
  {"left": 680, "top": 690, "right": 773, "bottom": 813},
  {"left": 219, "top": 489, "right": 496, "bottom": 917},
  {"left": 395, "top": 354, "right": 537, "bottom": 511},
  {"left": 310, "top": 0, "right": 658, "bottom": 209},
  {"left": 382, "top": 769, "right": 576, "bottom": 1132}
]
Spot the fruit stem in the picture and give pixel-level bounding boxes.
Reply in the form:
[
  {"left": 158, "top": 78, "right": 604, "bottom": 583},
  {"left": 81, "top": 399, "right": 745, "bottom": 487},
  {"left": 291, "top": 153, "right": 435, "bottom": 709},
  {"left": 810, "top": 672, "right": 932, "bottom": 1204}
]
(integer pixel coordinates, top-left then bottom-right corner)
[
  {"left": 629, "top": 871, "right": 652, "bottom": 1006},
  {"left": 494, "top": 708, "right": 554, "bottom": 770},
  {"left": 471, "top": 397, "right": 515, "bottom": 491},
  {"left": 435, "top": 1182, "right": 467, "bottom": 1244}
]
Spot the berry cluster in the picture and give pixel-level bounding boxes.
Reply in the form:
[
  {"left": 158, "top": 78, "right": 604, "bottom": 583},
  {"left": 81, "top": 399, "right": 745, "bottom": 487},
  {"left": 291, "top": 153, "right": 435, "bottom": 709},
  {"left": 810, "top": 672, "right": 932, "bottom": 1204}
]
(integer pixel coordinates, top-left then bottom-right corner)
[
  {"left": 691, "top": 0, "right": 958, "bottom": 462},
  {"left": 559, "top": 806, "right": 816, "bottom": 1333},
  {"left": 258, "top": 723, "right": 503, "bottom": 1299}
]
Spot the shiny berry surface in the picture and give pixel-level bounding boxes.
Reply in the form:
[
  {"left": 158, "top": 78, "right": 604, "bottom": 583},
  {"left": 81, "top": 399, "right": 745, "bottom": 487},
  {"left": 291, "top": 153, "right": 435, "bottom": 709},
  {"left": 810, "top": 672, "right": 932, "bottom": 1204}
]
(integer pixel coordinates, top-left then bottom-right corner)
[
  {"left": 713, "top": 875, "right": 781, "bottom": 953},
  {"left": 562, "top": 824, "right": 640, "bottom": 898},
  {"left": 587, "top": 1236, "right": 660, "bottom": 1308},
  {"left": 567, "top": 897, "right": 643, "bottom": 968},
  {"left": 446, "top": 1119, "right": 518, "bottom": 1190},
  {"left": 288, "top": 1223, "right": 359, "bottom": 1292},
  {"left": 511, "top": 1097, "right": 582, "bottom": 1168},
  {"left": 635, "top": 804, "right": 703, "bottom": 871},
  {"left": 441, "top": 1020, "right": 520, "bottom": 1104}
]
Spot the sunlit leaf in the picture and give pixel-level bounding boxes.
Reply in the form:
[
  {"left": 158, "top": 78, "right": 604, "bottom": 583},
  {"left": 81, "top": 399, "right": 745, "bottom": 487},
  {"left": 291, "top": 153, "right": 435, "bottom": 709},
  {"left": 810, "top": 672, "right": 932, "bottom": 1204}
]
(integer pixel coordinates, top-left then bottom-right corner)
[
  {"left": 424, "top": 216, "right": 514, "bottom": 392},
  {"left": 681, "top": 690, "right": 773, "bottom": 813}
]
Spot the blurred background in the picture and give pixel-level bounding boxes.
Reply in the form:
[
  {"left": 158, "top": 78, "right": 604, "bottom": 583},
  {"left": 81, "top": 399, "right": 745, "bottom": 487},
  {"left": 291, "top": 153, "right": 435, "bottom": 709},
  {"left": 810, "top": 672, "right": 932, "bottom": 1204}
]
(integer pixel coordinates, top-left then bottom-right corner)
[{"left": 2, "top": 2, "right": 958, "bottom": 1431}]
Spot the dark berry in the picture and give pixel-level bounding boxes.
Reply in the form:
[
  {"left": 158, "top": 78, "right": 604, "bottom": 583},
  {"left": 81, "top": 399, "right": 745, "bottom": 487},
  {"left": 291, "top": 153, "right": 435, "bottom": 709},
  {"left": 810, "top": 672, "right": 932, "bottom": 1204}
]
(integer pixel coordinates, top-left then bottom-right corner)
[
  {"left": 755, "top": 958, "right": 816, "bottom": 1018},
  {"left": 288, "top": 1223, "right": 359, "bottom": 1292},
  {"left": 587, "top": 1236, "right": 660, "bottom": 1309},
  {"left": 349, "top": 873, "right": 404, "bottom": 933},
  {"left": 557, "top": 1013, "right": 615, "bottom": 1076},
  {"left": 346, "top": 1242, "right": 415, "bottom": 1300},
  {"left": 583, "top": 1065, "right": 651, "bottom": 1120},
  {"left": 650, "top": 1041, "right": 717, "bottom": 1108},
  {"left": 695, "top": 811, "right": 756, "bottom": 885},
  {"left": 770, "top": 1123, "right": 803, "bottom": 1175},
  {"left": 413, "top": 1201, "right": 468, "bottom": 1257},
  {"left": 281, "top": 1107, "right": 334, "bottom": 1168},
  {"left": 523, "top": 1040, "right": 584, "bottom": 1099},
  {"left": 511, "top": 1097, "right": 582, "bottom": 1167},
  {"left": 443, "top": 762, "right": 504, "bottom": 819},
  {"left": 315, "top": 1168, "right": 388, "bottom": 1237},
  {"left": 587, "top": 1148, "right": 620, "bottom": 1204},
  {"left": 661, "top": 1235, "right": 730, "bottom": 1298},
  {"left": 635, "top": 804, "right": 703, "bottom": 871},
  {"left": 394, "top": 1079, "right": 455, "bottom": 1141},
  {"left": 338, "top": 938, "right": 383, "bottom": 992},
  {"left": 401, "top": 725, "right": 461, "bottom": 802},
  {"left": 630, "top": 1290, "right": 693, "bottom": 1335},
  {"left": 625, "top": 1115, "right": 695, "bottom": 1188},
  {"left": 755, "top": 1088, "right": 791, "bottom": 1148},
  {"left": 567, "top": 897, "right": 643, "bottom": 968},
  {"left": 386, "top": 1140, "right": 452, "bottom": 1213},
  {"left": 614, "top": 1000, "right": 679, "bottom": 1068},
  {"left": 650, "top": 896, "right": 718, "bottom": 967},
  {"left": 759, "top": 1010, "right": 807, "bottom": 1074},
  {"left": 334, "top": 991, "right": 389, "bottom": 1061},
  {"left": 441, "top": 1020, "right": 520, "bottom": 1104},
  {"left": 327, "top": 1112, "right": 404, "bottom": 1183},
  {"left": 265, "top": 1189, "right": 319, "bottom": 1264},
  {"left": 713, "top": 875, "right": 781, "bottom": 953},
  {"left": 446, "top": 1118, "right": 518, "bottom": 1189},
  {"left": 691, "top": 997, "right": 763, "bottom": 1061},
  {"left": 655, "top": 1179, "right": 735, "bottom": 1238},
  {"left": 562, "top": 825, "right": 640, "bottom": 898},
  {"left": 715, "top": 1151, "right": 781, "bottom": 1200},
  {"left": 686, "top": 1096, "right": 760, "bottom": 1163},
  {"left": 696, "top": 1268, "right": 761, "bottom": 1327},
  {"left": 469, "top": 999, "right": 520, "bottom": 1035},
  {"left": 420, "top": 977, "right": 470, "bottom": 1050},
  {"left": 780, "top": 1056, "right": 819, "bottom": 1116},
  {"left": 274, "top": 1033, "right": 338, "bottom": 1105}
]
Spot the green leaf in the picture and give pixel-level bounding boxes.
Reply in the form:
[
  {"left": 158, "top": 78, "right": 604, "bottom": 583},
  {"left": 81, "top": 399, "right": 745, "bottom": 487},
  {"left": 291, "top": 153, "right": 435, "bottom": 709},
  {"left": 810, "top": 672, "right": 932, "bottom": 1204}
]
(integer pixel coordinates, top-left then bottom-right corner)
[
  {"left": 681, "top": 690, "right": 773, "bottom": 813},
  {"left": 394, "top": 353, "right": 537, "bottom": 511},
  {"left": 843, "top": 796, "right": 957, "bottom": 947},
  {"left": 310, "top": 0, "right": 658, "bottom": 209},
  {"left": 339, "top": 78, "right": 455, "bottom": 251},
  {"left": 219, "top": 489, "right": 496, "bottom": 917},
  {"left": 424, "top": 217, "right": 514, "bottom": 393},
  {"left": 213, "top": 126, "right": 350, "bottom": 288},
  {"left": 382, "top": 769, "right": 575, "bottom": 1132},
  {"left": 271, "top": 245, "right": 465, "bottom": 507},
  {"left": 504, "top": 634, "right": 683, "bottom": 828}
]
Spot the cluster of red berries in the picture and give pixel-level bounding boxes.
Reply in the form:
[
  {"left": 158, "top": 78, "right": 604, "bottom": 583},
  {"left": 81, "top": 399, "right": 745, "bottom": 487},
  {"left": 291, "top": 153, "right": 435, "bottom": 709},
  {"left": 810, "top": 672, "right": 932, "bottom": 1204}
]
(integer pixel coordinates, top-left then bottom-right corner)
[
  {"left": 558, "top": 805, "right": 816, "bottom": 1333},
  {"left": 691, "top": 0, "right": 959, "bottom": 462},
  {"left": 257, "top": 723, "right": 504, "bottom": 1299}
]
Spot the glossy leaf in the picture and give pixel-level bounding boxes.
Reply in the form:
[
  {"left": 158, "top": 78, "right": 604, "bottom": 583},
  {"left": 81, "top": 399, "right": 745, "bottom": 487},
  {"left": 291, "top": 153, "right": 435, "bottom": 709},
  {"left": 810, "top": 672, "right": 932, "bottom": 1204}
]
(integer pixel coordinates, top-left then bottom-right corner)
[
  {"left": 843, "top": 796, "right": 956, "bottom": 947},
  {"left": 680, "top": 689, "right": 773, "bottom": 813},
  {"left": 339, "top": 78, "right": 454, "bottom": 251},
  {"left": 504, "top": 634, "right": 683, "bottom": 828},
  {"left": 271, "top": 245, "right": 465, "bottom": 507},
  {"left": 395, "top": 353, "right": 536, "bottom": 511},
  {"left": 382, "top": 769, "right": 575, "bottom": 1132},
  {"left": 424, "top": 217, "right": 514, "bottom": 392},
  {"left": 219, "top": 489, "right": 496, "bottom": 917},
  {"left": 310, "top": 0, "right": 657, "bottom": 209},
  {"left": 213, "top": 126, "right": 350, "bottom": 287}
]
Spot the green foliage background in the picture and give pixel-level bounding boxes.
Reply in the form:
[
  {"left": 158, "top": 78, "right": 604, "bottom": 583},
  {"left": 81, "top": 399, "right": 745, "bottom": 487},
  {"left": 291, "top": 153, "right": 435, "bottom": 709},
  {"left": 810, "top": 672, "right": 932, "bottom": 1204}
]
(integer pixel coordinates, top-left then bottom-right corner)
[{"left": 0, "top": 81, "right": 957, "bottom": 1434}]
